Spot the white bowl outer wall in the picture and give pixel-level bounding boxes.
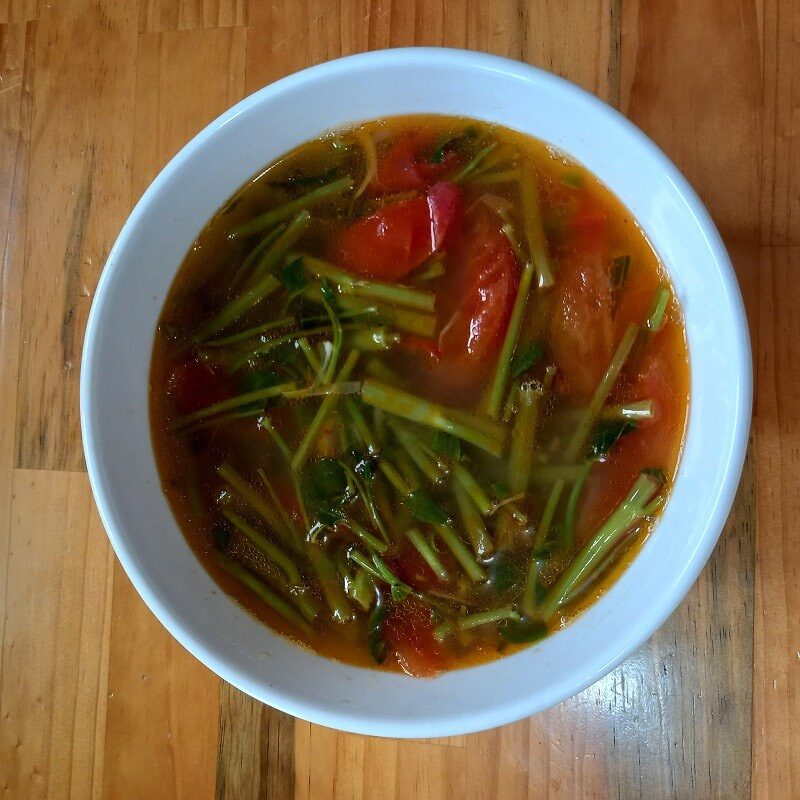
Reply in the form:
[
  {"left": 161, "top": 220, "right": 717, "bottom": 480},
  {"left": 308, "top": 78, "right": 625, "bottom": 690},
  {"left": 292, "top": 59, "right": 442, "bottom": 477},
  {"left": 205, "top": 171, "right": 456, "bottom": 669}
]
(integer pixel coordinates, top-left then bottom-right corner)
[{"left": 80, "top": 48, "right": 751, "bottom": 738}]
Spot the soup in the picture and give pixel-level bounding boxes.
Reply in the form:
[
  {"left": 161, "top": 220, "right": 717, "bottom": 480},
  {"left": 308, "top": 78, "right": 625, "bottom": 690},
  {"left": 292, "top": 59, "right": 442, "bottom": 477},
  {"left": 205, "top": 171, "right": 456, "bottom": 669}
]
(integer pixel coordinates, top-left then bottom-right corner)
[{"left": 150, "top": 115, "right": 689, "bottom": 677}]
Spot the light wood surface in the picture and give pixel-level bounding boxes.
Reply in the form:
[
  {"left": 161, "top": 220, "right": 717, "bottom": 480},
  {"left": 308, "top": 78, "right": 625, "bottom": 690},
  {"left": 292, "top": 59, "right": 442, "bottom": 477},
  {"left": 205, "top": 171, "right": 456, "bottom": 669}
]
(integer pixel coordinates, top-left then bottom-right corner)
[{"left": 0, "top": 2, "right": 791, "bottom": 798}]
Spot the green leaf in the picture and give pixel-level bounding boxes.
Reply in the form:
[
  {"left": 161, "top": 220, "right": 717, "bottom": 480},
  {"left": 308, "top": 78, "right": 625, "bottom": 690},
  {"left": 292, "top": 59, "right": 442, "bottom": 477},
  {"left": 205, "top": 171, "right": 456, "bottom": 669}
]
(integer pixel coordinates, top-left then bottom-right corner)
[
  {"left": 240, "top": 369, "right": 281, "bottom": 394},
  {"left": 429, "top": 132, "right": 462, "bottom": 163},
  {"left": 273, "top": 165, "right": 340, "bottom": 188},
  {"left": 355, "top": 456, "right": 376, "bottom": 482},
  {"left": 238, "top": 370, "right": 283, "bottom": 412},
  {"left": 347, "top": 448, "right": 377, "bottom": 482},
  {"left": 611, "top": 255, "right": 630, "bottom": 289},
  {"left": 367, "top": 602, "right": 388, "bottom": 664},
  {"left": 431, "top": 431, "right": 461, "bottom": 461},
  {"left": 587, "top": 421, "right": 637, "bottom": 458},
  {"left": 497, "top": 618, "right": 548, "bottom": 644},
  {"left": 490, "top": 481, "right": 510, "bottom": 500},
  {"left": 302, "top": 458, "right": 351, "bottom": 526},
  {"left": 320, "top": 278, "right": 337, "bottom": 306},
  {"left": 280, "top": 257, "right": 310, "bottom": 296},
  {"left": 307, "top": 458, "right": 348, "bottom": 501},
  {"left": 405, "top": 488, "right": 451, "bottom": 525},
  {"left": 510, "top": 341, "right": 543, "bottom": 379},
  {"left": 390, "top": 582, "right": 411, "bottom": 602},
  {"left": 486, "top": 551, "right": 520, "bottom": 596}
]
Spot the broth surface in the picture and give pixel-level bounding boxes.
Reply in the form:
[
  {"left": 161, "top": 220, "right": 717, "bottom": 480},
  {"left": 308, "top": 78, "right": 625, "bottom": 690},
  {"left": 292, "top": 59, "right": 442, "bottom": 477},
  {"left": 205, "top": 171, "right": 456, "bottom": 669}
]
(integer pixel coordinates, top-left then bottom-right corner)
[{"left": 150, "top": 115, "right": 689, "bottom": 675}]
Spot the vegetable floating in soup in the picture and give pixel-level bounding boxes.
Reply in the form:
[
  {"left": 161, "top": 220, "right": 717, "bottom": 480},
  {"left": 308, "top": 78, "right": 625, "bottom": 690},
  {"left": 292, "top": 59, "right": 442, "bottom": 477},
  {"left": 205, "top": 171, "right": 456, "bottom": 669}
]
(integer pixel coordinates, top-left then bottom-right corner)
[{"left": 150, "top": 116, "right": 689, "bottom": 677}]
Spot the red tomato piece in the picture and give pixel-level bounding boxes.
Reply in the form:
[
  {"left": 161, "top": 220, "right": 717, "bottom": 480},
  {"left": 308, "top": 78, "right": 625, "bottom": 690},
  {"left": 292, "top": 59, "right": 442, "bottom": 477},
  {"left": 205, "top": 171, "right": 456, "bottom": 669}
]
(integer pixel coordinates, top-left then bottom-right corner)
[
  {"left": 549, "top": 250, "right": 614, "bottom": 401},
  {"left": 570, "top": 192, "right": 610, "bottom": 253},
  {"left": 577, "top": 349, "right": 677, "bottom": 539},
  {"left": 383, "top": 598, "right": 447, "bottom": 677},
  {"left": 427, "top": 181, "right": 459, "bottom": 250},
  {"left": 433, "top": 207, "right": 519, "bottom": 390},
  {"left": 399, "top": 335, "right": 441, "bottom": 360},
  {"left": 371, "top": 136, "right": 426, "bottom": 193},
  {"left": 332, "top": 182, "right": 460, "bottom": 281},
  {"left": 417, "top": 149, "right": 460, "bottom": 182},
  {"left": 168, "top": 357, "right": 231, "bottom": 415},
  {"left": 386, "top": 545, "right": 440, "bottom": 592}
]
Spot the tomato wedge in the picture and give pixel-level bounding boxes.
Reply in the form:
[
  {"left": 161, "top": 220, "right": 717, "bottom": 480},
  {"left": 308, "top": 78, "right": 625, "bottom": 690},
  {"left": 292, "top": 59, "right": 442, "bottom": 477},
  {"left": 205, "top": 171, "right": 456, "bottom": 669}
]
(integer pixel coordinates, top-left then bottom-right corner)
[
  {"left": 549, "top": 250, "right": 614, "bottom": 401},
  {"left": 577, "top": 349, "right": 675, "bottom": 539},
  {"left": 370, "top": 136, "right": 461, "bottom": 192},
  {"left": 432, "top": 207, "right": 519, "bottom": 391},
  {"left": 383, "top": 598, "right": 447, "bottom": 677},
  {"left": 370, "top": 135, "right": 426, "bottom": 192},
  {"left": 569, "top": 191, "right": 610, "bottom": 253},
  {"left": 332, "top": 181, "right": 460, "bottom": 281},
  {"left": 385, "top": 546, "right": 440, "bottom": 592}
]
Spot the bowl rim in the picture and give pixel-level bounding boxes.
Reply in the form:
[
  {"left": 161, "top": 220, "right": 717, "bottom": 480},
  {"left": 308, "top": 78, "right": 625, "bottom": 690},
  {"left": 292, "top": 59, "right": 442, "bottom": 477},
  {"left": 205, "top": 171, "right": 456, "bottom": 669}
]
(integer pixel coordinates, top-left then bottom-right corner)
[{"left": 81, "top": 46, "right": 752, "bottom": 737}]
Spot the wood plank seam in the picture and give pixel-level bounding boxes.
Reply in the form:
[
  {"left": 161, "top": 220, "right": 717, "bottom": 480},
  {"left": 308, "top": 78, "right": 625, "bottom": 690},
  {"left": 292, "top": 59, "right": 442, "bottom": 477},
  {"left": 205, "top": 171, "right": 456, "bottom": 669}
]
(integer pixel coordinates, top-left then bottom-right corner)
[{"left": 0, "top": 17, "right": 35, "bottom": 702}]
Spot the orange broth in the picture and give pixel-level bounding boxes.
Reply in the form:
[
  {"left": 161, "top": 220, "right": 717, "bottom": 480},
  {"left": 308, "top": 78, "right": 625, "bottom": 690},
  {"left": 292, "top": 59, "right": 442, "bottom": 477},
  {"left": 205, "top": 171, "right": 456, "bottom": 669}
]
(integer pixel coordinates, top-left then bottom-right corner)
[{"left": 150, "top": 115, "right": 689, "bottom": 675}]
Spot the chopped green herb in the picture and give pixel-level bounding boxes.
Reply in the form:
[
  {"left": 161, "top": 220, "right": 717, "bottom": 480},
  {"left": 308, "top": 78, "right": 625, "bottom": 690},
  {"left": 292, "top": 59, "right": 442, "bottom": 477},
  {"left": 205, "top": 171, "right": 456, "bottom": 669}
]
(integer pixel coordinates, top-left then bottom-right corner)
[
  {"left": 273, "top": 166, "right": 340, "bottom": 188},
  {"left": 237, "top": 370, "right": 282, "bottom": 412},
  {"left": 429, "top": 132, "right": 462, "bottom": 163},
  {"left": 491, "top": 481, "right": 510, "bottom": 499},
  {"left": 497, "top": 618, "right": 548, "bottom": 644},
  {"left": 587, "top": 421, "right": 637, "bottom": 458},
  {"left": 280, "top": 256, "right": 310, "bottom": 296},
  {"left": 510, "top": 341, "right": 543, "bottom": 379},
  {"left": 405, "top": 488, "right": 451, "bottom": 525},
  {"left": 486, "top": 550, "right": 520, "bottom": 596},
  {"left": 646, "top": 286, "right": 671, "bottom": 333},
  {"left": 367, "top": 602, "right": 388, "bottom": 664},
  {"left": 611, "top": 255, "right": 631, "bottom": 289},
  {"left": 431, "top": 431, "right": 461, "bottom": 462}
]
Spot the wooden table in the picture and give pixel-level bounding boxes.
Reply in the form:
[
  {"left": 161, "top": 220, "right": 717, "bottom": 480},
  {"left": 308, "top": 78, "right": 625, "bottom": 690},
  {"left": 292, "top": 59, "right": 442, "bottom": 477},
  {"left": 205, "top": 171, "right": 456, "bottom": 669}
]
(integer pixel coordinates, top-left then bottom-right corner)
[{"left": 0, "top": 1, "right": 791, "bottom": 797}]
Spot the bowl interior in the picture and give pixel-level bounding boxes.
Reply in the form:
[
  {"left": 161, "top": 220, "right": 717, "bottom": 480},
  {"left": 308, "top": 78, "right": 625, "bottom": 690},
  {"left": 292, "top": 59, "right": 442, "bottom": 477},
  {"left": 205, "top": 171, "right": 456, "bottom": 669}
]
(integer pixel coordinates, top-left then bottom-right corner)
[{"left": 81, "top": 48, "right": 751, "bottom": 737}]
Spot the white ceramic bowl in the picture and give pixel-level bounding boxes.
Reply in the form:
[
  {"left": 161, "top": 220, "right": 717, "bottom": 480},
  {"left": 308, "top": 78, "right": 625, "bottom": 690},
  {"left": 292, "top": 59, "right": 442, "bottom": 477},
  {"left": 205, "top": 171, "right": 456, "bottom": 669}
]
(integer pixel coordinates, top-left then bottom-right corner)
[{"left": 81, "top": 48, "right": 751, "bottom": 738}]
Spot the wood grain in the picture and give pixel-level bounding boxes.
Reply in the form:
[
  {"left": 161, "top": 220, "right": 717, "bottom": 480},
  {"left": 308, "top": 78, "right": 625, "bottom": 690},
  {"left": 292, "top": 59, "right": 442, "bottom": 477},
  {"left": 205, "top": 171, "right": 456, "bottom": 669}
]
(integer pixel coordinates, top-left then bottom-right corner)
[
  {"left": 0, "top": 470, "right": 112, "bottom": 800},
  {"left": 132, "top": 26, "right": 247, "bottom": 200},
  {"left": 139, "top": 0, "right": 246, "bottom": 33},
  {"left": 216, "top": 683, "right": 295, "bottom": 800},
  {"left": 0, "top": 19, "right": 33, "bottom": 701},
  {"left": 98, "top": 25, "right": 248, "bottom": 800},
  {"left": 0, "top": 1, "right": 793, "bottom": 798},
  {"left": 760, "top": 1, "right": 800, "bottom": 245},
  {"left": 14, "top": 0, "right": 138, "bottom": 472},
  {"left": 752, "top": 246, "right": 800, "bottom": 798},
  {"left": 620, "top": 0, "right": 762, "bottom": 244},
  {"left": 0, "top": 0, "right": 37, "bottom": 24},
  {"left": 101, "top": 564, "right": 220, "bottom": 800}
]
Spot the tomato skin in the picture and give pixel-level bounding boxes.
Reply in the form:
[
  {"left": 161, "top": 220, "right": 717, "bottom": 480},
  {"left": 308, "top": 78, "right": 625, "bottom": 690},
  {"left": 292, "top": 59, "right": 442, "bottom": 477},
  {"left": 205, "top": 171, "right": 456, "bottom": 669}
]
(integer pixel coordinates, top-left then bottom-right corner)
[
  {"left": 371, "top": 136, "right": 426, "bottom": 192},
  {"left": 386, "top": 545, "right": 440, "bottom": 591},
  {"left": 549, "top": 250, "right": 614, "bottom": 401},
  {"left": 427, "top": 181, "right": 459, "bottom": 250},
  {"left": 417, "top": 149, "right": 460, "bottom": 182},
  {"left": 433, "top": 207, "right": 519, "bottom": 391},
  {"left": 400, "top": 335, "right": 441, "bottom": 360},
  {"left": 383, "top": 597, "right": 446, "bottom": 677},
  {"left": 570, "top": 192, "right": 610, "bottom": 253},
  {"left": 168, "top": 358, "right": 231, "bottom": 415},
  {"left": 370, "top": 136, "right": 461, "bottom": 192},
  {"left": 332, "top": 182, "right": 460, "bottom": 281}
]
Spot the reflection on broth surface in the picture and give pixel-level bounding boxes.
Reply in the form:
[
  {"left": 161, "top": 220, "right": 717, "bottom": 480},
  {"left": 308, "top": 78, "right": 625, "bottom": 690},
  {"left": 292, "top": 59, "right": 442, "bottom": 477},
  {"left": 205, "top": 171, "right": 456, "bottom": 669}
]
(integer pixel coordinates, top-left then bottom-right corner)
[{"left": 150, "top": 115, "right": 689, "bottom": 676}]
